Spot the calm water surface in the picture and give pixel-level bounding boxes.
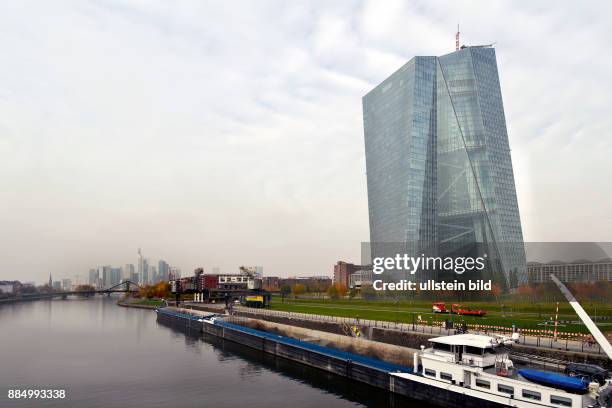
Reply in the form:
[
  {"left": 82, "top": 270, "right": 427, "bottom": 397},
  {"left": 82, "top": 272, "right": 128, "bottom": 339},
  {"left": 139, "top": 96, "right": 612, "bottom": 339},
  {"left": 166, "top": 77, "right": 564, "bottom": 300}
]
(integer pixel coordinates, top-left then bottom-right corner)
[{"left": 0, "top": 297, "right": 427, "bottom": 408}]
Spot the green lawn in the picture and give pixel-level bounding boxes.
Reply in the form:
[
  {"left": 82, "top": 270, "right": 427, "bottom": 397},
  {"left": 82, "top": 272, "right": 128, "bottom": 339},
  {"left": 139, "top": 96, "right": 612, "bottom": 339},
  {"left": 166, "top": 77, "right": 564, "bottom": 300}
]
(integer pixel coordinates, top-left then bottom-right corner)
[
  {"left": 269, "top": 298, "right": 612, "bottom": 334},
  {"left": 130, "top": 299, "right": 164, "bottom": 307}
]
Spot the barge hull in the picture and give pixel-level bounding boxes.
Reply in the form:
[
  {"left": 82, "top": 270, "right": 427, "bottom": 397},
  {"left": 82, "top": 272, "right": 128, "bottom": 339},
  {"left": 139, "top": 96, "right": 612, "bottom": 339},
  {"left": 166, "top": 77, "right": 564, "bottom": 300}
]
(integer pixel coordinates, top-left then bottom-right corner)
[{"left": 157, "top": 309, "right": 510, "bottom": 408}]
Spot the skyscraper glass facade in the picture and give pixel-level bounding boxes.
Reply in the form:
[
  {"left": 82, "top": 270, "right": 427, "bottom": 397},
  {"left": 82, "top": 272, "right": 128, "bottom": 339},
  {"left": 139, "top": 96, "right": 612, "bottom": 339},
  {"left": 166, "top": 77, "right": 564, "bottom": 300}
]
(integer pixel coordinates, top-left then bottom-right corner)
[{"left": 363, "top": 47, "right": 526, "bottom": 289}]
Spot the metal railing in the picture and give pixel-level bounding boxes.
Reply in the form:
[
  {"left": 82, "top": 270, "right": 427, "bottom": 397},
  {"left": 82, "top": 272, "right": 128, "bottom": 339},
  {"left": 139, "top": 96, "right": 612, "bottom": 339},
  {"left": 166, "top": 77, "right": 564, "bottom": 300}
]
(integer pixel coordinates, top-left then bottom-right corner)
[{"left": 231, "top": 306, "right": 606, "bottom": 355}]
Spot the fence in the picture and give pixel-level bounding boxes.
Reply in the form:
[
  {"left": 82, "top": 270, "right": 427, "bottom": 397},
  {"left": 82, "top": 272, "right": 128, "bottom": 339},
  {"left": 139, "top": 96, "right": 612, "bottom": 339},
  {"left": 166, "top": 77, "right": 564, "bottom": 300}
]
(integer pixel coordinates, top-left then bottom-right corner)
[{"left": 232, "top": 306, "right": 605, "bottom": 355}]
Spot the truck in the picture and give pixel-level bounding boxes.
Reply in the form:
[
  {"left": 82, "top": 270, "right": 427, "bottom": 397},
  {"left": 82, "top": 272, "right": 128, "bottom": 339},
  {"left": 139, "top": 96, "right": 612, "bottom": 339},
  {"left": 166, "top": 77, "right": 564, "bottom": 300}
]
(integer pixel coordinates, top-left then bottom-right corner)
[
  {"left": 242, "top": 295, "right": 264, "bottom": 308},
  {"left": 451, "top": 303, "right": 486, "bottom": 316},
  {"left": 432, "top": 302, "right": 486, "bottom": 316},
  {"left": 432, "top": 302, "right": 448, "bottom": 313}
]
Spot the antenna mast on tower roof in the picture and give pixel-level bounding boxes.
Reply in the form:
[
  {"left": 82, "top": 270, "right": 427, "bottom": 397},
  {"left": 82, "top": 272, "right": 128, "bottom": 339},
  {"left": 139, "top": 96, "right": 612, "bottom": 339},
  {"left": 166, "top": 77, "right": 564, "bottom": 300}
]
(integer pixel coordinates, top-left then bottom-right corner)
[{"left": 455, "top": 24, "right": 460, "bottom": 50}]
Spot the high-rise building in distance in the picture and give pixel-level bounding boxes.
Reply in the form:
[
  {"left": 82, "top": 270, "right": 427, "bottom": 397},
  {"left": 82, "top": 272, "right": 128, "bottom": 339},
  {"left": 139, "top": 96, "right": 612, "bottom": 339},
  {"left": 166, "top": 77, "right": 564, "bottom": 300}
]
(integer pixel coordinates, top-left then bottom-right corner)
[
  {"left": 88, "top": 268, "right": 99, "bottom": 287},
  {"left": 363, "top": 45, "right": 526, "bottom": 289},
  {"left": 110, "top": 267, "right": 121, "bottom": 286},
  {"left": 169, "top": 267, "right": 181, "bottom": 280},
  {"left": 137, "top": 248, "right": 143, "bottom": 285},
  {"left": 100, "top": 266, "right": 112, "bottom": 288},
  {"left": 141, "top": 258, "right": 149, "bottom": 285},
  {"left": 158, "top": 260, "right": 169, "bottom": 282},
  {"left": 150, "top": 266, "right": 158, "bottom": 284},
  {"left": 123, "top": 264, "right": 135, "bottom": 282},
  {"left": 61, "top": 278, "right": 72, "bottom": 291}
]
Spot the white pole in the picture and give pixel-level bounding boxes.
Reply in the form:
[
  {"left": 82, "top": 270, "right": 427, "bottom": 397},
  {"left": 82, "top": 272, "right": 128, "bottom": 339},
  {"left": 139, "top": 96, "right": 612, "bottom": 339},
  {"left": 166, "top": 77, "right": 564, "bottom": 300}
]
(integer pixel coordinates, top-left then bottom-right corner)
[
  {"left": 553, "top": 302, "right": 559, "bottom": 341},
  {"left": 550, "top": 274, "right": 612, "bottom": 360}
]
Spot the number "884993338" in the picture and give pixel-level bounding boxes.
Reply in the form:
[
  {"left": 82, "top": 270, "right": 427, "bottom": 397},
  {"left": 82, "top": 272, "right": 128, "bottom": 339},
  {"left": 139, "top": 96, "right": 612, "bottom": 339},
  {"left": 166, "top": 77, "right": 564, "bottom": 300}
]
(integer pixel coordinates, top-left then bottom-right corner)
[{"left": 8, "top": 389, "right": 66, "bottom": 399}]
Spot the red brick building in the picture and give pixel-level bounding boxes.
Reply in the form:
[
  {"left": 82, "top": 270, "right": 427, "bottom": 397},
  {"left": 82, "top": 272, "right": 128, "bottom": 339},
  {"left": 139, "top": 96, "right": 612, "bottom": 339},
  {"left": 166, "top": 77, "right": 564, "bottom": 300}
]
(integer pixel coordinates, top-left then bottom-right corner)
[{"left": 333, "top": 261, "right": 364, "bottom": 288}]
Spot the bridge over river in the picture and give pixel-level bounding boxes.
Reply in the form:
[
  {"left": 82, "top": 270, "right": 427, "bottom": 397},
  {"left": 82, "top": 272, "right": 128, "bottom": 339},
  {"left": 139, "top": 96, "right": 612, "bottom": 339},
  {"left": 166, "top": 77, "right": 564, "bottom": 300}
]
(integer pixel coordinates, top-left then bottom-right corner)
[{"left": 0, "top": 280, "right": 141, "bottom": 302}]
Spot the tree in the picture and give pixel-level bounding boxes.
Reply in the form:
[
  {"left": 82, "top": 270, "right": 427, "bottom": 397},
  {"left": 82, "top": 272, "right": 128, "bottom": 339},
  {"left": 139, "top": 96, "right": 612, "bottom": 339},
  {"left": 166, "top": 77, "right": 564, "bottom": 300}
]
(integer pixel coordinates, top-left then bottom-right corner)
[
  {"left": 509, "top": 268, "right": 518, "bottom": 289},
  {"left": 152, "top": 281, "right": 171, "bottom": 298},
  {"left": 40, "top": 283, "right": 53, "bottom": 293},
  {"left": 138, "top": 285, "right": 155, "bottom": 299},
  {"left": 291, "top": 284, "right": 306, "bottom": 297},
  {"left": 135, "top": 282, "right": 170, "bottom": 299},
  {"left": 348, "top": 288, "right": 357, "bottom": 299},
  {"left": 517, "top": 285, "right": 535, "bottom": 299},
  {"left": 490, "top": 284, "right": 502, "bottom": 299},
  {"left": 527, "top": 270, "right": 535, "bottom": 287},
  {"left": 326, "top": 283, "right": 347, "bottom": 299},
  {"left": 18, "top": 284, "right": 38, "bottom": 294},
  {"left": 335, "top": 283, "right": 348, "bottom": 298},
  {"left": 327, "top": 285, "right": 339, "bottom": 299},
  {"left": 361, "top": 284, "right": 377, "bottom": 300}
]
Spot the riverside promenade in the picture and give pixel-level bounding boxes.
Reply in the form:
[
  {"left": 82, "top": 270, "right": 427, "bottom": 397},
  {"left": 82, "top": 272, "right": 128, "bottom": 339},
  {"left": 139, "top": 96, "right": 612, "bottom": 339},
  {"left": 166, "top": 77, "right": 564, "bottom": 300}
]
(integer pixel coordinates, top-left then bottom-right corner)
[{"left": 181, "top": 302, "right": 610, "bottom": 366}]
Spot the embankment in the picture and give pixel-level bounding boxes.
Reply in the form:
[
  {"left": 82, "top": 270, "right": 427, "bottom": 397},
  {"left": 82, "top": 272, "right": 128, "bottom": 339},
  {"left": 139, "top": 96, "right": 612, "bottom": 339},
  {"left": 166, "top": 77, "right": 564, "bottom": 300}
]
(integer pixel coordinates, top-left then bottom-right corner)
[{"left": 229, "top": 307, "right": 612, "bottom": 369}]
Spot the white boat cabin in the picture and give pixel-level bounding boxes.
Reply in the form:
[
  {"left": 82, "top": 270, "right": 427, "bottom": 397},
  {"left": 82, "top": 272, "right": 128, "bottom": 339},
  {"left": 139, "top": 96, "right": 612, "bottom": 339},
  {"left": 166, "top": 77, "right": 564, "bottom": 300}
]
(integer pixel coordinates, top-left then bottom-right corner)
[
  {"left": 407, "top": 334, "right": 606, "bottom": 408},
  {"left": 427, "top": 334, "right": 507, "bottom": 367}
]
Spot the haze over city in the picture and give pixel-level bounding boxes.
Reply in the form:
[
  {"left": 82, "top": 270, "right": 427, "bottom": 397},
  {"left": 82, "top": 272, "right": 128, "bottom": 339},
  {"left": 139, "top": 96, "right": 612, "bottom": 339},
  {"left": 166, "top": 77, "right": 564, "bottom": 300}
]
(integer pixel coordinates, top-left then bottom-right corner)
[{"left": 1, "top": 1, "right": 611, "bottom": 284}]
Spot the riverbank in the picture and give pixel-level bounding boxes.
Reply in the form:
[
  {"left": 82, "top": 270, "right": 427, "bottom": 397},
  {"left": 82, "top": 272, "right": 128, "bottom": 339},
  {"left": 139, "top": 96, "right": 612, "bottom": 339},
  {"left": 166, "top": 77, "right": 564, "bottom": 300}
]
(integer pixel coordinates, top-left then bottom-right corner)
[
  {"left": 117, "top": 299, "right": 164, "bottom": 309},
  {"left": 180, "top": 302, "right": 611, "bottom": 369}
]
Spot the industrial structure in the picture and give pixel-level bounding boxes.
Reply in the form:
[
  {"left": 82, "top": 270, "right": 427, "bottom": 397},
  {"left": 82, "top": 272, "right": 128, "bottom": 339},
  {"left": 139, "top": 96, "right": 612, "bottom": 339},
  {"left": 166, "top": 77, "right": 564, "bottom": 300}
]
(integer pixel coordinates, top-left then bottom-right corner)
[{"left": 170, "top": 267, "right": 271, "bottom": 306}]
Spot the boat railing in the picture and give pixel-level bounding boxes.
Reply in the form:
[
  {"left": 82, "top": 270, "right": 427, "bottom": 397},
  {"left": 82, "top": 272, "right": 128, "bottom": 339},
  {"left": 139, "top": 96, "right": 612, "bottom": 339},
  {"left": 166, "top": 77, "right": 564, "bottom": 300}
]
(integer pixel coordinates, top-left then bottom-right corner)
[{"left": 510, "top": 351, "right": 568, "bottom": 371}]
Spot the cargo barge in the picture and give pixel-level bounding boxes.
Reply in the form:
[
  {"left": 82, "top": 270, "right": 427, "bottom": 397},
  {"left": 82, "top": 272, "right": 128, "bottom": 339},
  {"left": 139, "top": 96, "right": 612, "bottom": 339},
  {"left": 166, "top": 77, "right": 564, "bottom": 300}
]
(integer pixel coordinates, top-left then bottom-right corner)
[{"left": 156, "top": 308, "right": 610, "bottom": 408}]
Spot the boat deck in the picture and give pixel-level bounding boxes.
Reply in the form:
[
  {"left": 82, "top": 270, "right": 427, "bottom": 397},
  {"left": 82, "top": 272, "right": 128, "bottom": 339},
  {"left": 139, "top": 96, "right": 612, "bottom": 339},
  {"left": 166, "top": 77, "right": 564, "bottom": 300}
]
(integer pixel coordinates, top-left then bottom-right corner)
[
  {"left": 483, "top": 365, "right": 529, "bottom": 382},
  {"left": 218, "top": 319, "right": 413, "bottom": 374}
]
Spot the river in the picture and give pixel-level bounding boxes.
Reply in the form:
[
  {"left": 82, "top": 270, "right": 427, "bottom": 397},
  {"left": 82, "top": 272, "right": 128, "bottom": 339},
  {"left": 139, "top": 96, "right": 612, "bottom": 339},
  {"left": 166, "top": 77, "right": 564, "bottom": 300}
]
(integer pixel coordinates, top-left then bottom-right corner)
[{"left": 0, "top": 297, "right": 428, "bottom": 407}]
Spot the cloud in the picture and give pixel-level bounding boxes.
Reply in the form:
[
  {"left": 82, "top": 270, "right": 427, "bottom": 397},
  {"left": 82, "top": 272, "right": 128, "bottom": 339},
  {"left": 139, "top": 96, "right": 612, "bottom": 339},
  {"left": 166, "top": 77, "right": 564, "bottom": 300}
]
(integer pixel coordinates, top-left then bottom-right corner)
[{"left": 0, "top": 0, "right": 611, "bottom": 282}]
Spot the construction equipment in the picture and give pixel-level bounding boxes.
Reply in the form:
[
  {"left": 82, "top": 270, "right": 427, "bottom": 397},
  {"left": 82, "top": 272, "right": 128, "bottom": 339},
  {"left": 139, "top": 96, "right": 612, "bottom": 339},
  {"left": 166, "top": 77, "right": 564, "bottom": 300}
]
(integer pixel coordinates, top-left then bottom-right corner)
[{"left": 341, "top": 319, "right": 362, "bottom": 338}]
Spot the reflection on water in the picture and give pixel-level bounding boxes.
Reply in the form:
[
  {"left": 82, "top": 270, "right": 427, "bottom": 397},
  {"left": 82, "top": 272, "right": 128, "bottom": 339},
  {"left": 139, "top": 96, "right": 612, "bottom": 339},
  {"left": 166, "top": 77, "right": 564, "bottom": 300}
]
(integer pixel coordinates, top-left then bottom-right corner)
[{"left": 0, "top": 297, "right": 429, "bottom": 408}]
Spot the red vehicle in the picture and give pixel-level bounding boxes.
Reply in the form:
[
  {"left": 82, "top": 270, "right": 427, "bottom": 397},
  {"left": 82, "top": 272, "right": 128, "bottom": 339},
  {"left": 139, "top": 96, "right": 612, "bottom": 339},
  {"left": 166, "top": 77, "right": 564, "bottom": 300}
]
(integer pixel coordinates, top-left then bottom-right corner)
[
  {"left": 432, "top": 302, "right": 448, "bottom": 313},
  {"left": 451, "top": 303, "right": 486, "bottom": 317}
]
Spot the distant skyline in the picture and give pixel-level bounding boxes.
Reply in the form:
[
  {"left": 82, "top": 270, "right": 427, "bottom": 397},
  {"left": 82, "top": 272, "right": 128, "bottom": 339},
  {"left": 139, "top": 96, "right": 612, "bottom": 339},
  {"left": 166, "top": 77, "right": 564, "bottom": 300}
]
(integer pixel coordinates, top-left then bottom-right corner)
[{"left": 1, "top": 1, "right": 611, "bottom": 283}]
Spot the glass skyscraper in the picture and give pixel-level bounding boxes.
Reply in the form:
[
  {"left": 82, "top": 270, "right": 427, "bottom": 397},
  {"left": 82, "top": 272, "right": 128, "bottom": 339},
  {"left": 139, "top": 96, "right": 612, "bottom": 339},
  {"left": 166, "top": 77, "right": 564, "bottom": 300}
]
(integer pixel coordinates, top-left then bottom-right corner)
[{"left": 363, "top": 46, "right": 526, "bottom": 289}]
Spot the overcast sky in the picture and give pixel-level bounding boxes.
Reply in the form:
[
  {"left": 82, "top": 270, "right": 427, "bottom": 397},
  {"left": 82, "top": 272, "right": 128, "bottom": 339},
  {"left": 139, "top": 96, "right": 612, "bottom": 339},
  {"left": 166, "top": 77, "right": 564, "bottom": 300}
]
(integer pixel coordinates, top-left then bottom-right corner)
[{"left": 1, "top": 1, "right": 611, "bottom": 284}]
